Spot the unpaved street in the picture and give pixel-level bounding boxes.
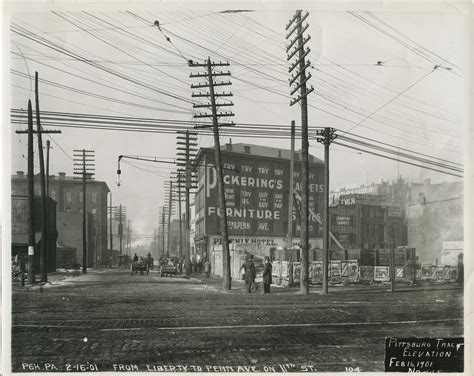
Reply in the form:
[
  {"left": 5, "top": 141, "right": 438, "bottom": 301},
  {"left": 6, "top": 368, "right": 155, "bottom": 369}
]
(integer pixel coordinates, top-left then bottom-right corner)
[{"left": 11, "top": 269, "right": 463, "bottom": 372}]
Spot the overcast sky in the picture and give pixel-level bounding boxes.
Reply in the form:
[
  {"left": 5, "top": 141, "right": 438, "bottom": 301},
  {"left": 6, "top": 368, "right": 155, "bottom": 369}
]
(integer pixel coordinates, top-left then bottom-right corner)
[{"left": 5, "top": 1, "right": 469, "bottom": 244}]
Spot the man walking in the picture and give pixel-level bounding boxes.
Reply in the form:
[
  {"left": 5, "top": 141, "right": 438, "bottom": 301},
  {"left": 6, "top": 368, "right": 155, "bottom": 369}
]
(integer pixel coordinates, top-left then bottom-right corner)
[{"left": 241, "top": 254, "right": 256, "bottom": 293}]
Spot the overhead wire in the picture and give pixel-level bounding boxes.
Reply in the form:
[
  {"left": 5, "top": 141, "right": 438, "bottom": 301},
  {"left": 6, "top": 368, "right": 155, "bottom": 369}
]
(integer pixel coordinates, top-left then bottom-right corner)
[
  {"left": 11, "top": 23, "right": 194, "bottom": 109},
  {"left": 11, "top": 108, "right": 463, "bottom": 168}
]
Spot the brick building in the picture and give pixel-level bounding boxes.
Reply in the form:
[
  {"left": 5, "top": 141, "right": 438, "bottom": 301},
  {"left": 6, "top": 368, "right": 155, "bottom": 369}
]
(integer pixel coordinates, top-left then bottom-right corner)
[
  {"left": 329, "top": 194, "right": 406, "bottom": 252},
  {"left": 11, "top": 195, "right": 57, "bottom": 271},
  {"left": 193, "top": 142, "right": 324, "bottom": 277},
  {"left": 11, "top": 171, "right": 110, "bottom": 267},
  {"left": 331, "top": 177, "right": 463, "bottom": 263}
]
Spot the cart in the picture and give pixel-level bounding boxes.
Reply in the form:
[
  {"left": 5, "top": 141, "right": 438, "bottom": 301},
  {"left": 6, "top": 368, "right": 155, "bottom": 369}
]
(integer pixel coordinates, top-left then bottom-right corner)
[
  {"left": 160, "top": 263, "right": 177, "bottom": 277},
  {"left": 132, "top": 260, "right": 149, "bottom": 275}
]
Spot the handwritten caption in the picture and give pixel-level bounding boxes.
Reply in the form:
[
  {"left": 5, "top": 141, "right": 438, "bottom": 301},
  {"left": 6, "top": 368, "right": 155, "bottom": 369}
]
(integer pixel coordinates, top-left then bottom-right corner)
[
  {"left": 21, "top": 363, "right": 322, "bottom": 372},
  {"left": 385, "top": 337, "right": 464, "bottom": 372}
]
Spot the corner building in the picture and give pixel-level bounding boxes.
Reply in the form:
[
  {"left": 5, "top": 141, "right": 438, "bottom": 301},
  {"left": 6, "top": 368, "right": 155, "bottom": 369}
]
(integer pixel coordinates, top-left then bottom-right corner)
[{"left": 193, "top": 142, "right": 324, "bottom": 276}]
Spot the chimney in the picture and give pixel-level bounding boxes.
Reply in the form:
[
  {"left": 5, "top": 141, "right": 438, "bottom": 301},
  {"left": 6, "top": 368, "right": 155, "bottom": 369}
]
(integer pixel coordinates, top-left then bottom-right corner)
[
  {"left": 59, "top": 172, "right": 66, "bottom": 180},
  {"left": 424, "top": 178, "right": 431, "bottom": 186},
  {"left": 226, "top": 138, "right": 233, "bottom": 151},
  {"left": 16, "top": 171, "right": 24, "bottom": 178}
]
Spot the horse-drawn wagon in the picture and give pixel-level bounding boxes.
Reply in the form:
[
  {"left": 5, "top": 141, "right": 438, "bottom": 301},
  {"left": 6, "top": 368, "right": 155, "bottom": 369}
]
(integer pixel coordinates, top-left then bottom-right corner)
[{"left": 131, "top": 259, "right": 149, "bottom": 275}]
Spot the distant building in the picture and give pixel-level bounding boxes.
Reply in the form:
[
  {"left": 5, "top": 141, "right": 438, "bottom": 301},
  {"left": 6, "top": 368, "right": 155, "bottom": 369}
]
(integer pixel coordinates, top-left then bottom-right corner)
[
  {"left": 406, "top": 189, "right": 463, "bottom": 263},
  {"left": 329, "top": 194, "right": 406, "bottom": 251},
  {"left": 331, "top": 177, "right": 463, "bottom": 263},
  {"left": 11, "top": 195, "right": 57, "bottom": 271},
  {"left": 11, "top": 171, "right": 110, "bottom": 267},
  {"left": 193, "top": 142, "right": 324, "bottom": 277}
]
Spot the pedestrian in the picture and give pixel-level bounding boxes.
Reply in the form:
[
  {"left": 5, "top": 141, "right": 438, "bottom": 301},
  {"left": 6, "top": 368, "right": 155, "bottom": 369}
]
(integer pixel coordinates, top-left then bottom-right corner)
[
  {"left": 240, "top": 254, "right": 256, "bottom": 293},
  {"left": 186, "top": 257, "right": 192, "bottom": 276},
  {"left": 204, "top": 259, "right": 211, "bottom": 278},
  {"left": 133, "top": 253, "right": 138, "bottom": 262},
  {"left": 262, "top": 256, "right": 272, "bottom": 293},
  {"left": 197, "top": 259, "right": 203, "bottom": 273},
  {"left": 191, "top": 256, "right": 197, "bottom": 273}
]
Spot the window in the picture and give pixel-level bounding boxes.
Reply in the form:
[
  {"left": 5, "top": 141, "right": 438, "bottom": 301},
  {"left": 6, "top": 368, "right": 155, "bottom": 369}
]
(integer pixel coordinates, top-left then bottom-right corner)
[
  {"left": 79, "top": 208, "right": 83, "bottom": 214},
  {"left": 244, "top": 146, "right": 250, "bottom": 154},
  {"left": 66, "top": 191, "right": 72, "bottom": 203},
  {"left": 92, "top": 192, "right": 97, "bottom": 203},
  {"left": 92, "top": 208, "right": 97, "bottom": 215}
]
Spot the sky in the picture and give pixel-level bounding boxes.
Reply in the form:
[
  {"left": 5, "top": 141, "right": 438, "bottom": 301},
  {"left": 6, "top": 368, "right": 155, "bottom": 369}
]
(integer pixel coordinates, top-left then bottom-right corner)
[{"left": 4, "top": 1, "right": 469, "bottom": 246}]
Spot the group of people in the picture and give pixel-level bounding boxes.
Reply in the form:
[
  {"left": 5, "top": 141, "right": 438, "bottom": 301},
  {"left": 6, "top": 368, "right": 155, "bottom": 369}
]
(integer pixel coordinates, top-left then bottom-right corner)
[
  {"left": 241, "top": 255, "right": 273, "bottom": 293},
  {"left": 156, "top": 255, "right": 211, "bottom": 278},
  {"left": 132, "top": 253, "right": 154, "bottom": 269}
]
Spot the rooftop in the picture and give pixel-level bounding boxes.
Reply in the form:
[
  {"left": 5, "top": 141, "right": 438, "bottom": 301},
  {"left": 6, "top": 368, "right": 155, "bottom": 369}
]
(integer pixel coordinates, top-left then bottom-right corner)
[{"left": 198, "top": 142, "right": 323, "bottom": 164}]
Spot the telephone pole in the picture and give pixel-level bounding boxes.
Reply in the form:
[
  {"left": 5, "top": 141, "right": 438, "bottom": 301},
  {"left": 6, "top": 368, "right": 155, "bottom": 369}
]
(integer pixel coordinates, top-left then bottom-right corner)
[
  {"left": 159, "top": 206, "right": 167, "bottom": 258},
  {"left": 164, "top": 180, "right": 176, "bottom": 257},
  {"left": 16, "top": 99, "right": 60, "bottom": 284},
  {"left": 286, "top": 10, "right": 314, "bottom": 294},
  {"left": 73, "top": 150, "right": 95, "bottom": 273},
  {"left": 45, "top": 140, "right": 53, "bottom": 271},
  {"left": 127, "top": 220, "right": 131, "bottom": 256},
  {"left": 287, "top": 121, "right": 296, "bottom": 286},
  {"left": 35, "top": 72, "right": 48, "bottom": 282},
  {"left": 108, "top": 194, "right": 116, "bottom": 266},
  {"left": 174, "top": 171, "right": 184, "bottom": 258},
  {"left": 316, "top": 127, "right": 337, "bottom": 294},
  {"left": 115, "top": 205, "right": 126, "bottom": 255},
  {"left": 35, "top": 72, "right": 63, "bottom": 281},
  {"left": 189, "top": 58, "right": 235, "bottom": 290},
  {"left": 176, "top": 131, "right": 198, "bottom": 260},
  {"left": 17, "top": 101, "right": 36, "bottom": 285}
]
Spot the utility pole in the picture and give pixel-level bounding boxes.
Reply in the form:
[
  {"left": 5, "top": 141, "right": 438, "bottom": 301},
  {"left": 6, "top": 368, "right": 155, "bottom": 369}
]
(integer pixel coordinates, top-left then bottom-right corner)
[
  {"left": 45, "top": 139, "right": 53, "bottom": 272},
  {"left": 35, "top": 72, "right": 48, "bottom": 282},
  {"left": 176, "top": 131, "right": 198, "bottom": 261},
  {"left": 287, "top": 121, "right": 295, "bottom": 286},
  {"left": 176, "top": 172, "right": 183, "bottom": 258},
  {"left": 167, "top": 181, "right": 173, "bottom": 257},
  {"left": 16, "top": 99, "right": 60, "bottom": 285},
  {"left": 19, "top": 101, "right": 36, "bottom": 285},
  {"left": 73, "top": 149, "right": 95, "bottom": 273},
  {"left": 286, "top": 10, "right": 314, "bottom": 294},
  {"left": 108, "top": 194, "right": 114, "bottom": 267},
  {"left": 127, "top": 220, "right": 131, "bottom": 256},
  {"left": 316, "top": 127, "right": 337, "bottom": 294},
  {"left": 189, "top": 58, "right": 235, "bottom": 290},
  {"left": 117, "top": 204, "right": 126, "bottom": 255},
  {"left": 161, "top": 206, "right": 166, "bottom": 258}
]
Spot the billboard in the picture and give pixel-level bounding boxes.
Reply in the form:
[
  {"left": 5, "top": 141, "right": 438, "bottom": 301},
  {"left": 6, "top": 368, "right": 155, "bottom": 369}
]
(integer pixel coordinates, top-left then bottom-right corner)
[
  {"left": 340, "top": 193, "right": 387, "bottom": 206},
  {"left": 330, "top": 207, "right": 356, "bottom": 248},
  {"left": 204, "top": 152, "right": 323, "bottom": 238}
]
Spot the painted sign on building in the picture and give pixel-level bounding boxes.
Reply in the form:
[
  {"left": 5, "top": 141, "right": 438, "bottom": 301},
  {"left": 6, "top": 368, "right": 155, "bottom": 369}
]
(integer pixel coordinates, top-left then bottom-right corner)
[
  {"left": 340, "top": 194, "right": 387, "bottom": 206},
  {"left": 204, "top": 153, "right": 323, "bottom": 237},
  {"left": 330, "top": 207, "right": 357, "bottom": 248}
]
